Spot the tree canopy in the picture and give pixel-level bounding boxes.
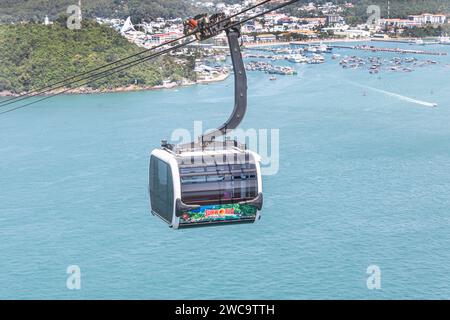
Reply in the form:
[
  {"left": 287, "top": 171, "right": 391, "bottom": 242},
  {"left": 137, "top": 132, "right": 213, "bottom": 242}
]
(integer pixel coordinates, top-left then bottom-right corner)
[
  {"left": 0, "top": 0, "right": 196, "bottom": 23},
  {"left": 0, "top": 20, "right": 194, "bottom": 94}
]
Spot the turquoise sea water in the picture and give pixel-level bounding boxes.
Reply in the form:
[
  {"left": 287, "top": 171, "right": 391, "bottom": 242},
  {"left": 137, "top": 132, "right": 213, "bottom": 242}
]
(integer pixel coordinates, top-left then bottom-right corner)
[{"left": 1, "top": 42, "right": 450, "bottom": 299}]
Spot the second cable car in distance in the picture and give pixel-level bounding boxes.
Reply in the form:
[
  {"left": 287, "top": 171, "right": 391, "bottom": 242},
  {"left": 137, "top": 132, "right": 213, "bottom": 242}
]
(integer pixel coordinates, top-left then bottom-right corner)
[{"left": 149, "top": 13, "right": 264, "bottom": 229}]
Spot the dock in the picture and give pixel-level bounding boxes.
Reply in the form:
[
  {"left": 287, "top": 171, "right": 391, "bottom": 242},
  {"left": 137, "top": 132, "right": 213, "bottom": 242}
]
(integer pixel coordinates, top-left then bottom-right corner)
[{"left": 329, "top": 44, "right": 447, "bottom": 56}]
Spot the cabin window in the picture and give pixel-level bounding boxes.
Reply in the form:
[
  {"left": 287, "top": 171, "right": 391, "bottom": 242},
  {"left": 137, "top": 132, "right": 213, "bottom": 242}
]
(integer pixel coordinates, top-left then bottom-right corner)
[
  {"left": 150, "top": 156, "right": 174, "bottom": 222},
  {"left": 179, "top": 163, "right": 258, "bottom": 205}
]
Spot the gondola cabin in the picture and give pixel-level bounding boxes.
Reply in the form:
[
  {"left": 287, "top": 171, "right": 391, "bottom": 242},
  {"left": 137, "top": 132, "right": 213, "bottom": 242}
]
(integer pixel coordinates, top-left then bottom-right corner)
[{"left": 149, "top": 146, "right": 263, "bottom": 229}]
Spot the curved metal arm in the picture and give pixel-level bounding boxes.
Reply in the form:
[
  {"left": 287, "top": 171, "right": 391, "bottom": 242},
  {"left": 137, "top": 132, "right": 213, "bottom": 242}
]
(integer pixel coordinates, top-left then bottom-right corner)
[
  {"left": 177, "top": 26, "right": 247, "bottom": 151},
  {"left": 200, "top": 27, "right": 247, "bottom": 144}
]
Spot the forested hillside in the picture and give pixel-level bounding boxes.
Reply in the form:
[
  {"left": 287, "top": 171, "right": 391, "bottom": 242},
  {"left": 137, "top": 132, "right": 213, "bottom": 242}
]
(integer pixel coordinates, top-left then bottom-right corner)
[
  {"left": 1, "top": 0, "right": 448, "bottom": 24},
  {"left": 343, "top": 0, "right": 450, "bottom": 24},
  {"left": 282, "top": 0, "right": 450, "bottom": 21},
  {"left": 0, "top": 20, "right": 194, "bottom": 94},
  {"left": 0, "top": 0, "right": 196, "bottom": 23}
]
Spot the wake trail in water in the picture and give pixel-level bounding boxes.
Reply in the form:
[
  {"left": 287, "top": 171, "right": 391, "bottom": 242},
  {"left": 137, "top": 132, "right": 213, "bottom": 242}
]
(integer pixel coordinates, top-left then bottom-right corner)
[{"left": 348, "top": 82, "right": 438, "bottom": 108}]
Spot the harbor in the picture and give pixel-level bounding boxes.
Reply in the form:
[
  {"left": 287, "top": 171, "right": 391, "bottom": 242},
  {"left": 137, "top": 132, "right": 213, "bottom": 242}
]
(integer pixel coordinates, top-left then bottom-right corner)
[
  {"left": 329, "top": 44, "right": 447, "bottom": 56},
  {"left": 338, "top": 55, "right": 439, "bottom": 74},
  {"left": 245, "top": 61, "right": 297, "bottom": 75}
]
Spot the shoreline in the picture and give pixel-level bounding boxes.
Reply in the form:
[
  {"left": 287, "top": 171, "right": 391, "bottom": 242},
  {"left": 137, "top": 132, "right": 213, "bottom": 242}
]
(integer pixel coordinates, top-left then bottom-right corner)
[
  {"left": 2, "top": 36, "right": 431, "bottom": 98},
  {"left": 0, "top": 73, "right": 230, "bottom": 97}
]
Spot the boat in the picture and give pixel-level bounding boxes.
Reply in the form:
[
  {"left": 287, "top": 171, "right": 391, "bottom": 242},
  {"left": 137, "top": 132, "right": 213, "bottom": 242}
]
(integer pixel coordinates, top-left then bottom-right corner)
[
  {"left": 305, "top": 45, "right": 317, "bottom": 53},
  {"left": 439, "top": 35, "right": 450, "bottom": 44},
  {"left": 308, "top": 54, "right": 325, "bottom": 64},
  {"left": 316, "top": 42, "right": 333, "bottom": 53},
  {"left": 415, "top": 39, "right": 425, "bottom": 46},
  {"left": 269, "top": 76, "right": 277, "bottom": 81},
  {"left": 287, "top": 54, "right": 308, "bottom": 63}
]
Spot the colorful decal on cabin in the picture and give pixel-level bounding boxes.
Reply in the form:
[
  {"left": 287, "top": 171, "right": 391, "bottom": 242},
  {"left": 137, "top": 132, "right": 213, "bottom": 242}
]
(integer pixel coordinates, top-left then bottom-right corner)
[{"left": 180, "top": 204, "right": 257, "bottom": 224}]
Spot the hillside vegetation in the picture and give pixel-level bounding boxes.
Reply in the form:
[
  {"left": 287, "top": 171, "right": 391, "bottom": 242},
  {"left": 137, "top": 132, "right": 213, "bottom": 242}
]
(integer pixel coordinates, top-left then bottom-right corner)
[
  {"left": 0, "top": 20, "right": 194, "bottom": 94},
  {"left": 0, "top": 0, "right": 196, "bottom": 23},
  {"left": 1, "top": 0, "right": 449, "bottom": 24}
]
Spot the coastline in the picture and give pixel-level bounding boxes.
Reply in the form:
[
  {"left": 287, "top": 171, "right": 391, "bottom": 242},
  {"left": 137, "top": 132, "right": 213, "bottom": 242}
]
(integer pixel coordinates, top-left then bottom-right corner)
[
  {"left": 0, "top": 73, "right": 230, "bottom": 97},
  {"left": 1, "top": 36, "right": 429, "bottom": 98}
]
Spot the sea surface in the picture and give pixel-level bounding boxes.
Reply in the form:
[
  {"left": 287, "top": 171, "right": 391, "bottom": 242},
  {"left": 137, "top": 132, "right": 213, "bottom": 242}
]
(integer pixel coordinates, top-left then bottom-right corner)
[{"left": 1, "top": 41, "right": 450, "bottom": 299}]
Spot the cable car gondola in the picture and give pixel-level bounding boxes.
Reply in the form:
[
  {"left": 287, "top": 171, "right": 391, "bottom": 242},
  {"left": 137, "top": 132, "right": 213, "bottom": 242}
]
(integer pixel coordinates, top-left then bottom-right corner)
[{"left": 149, "top": 14, "right": 264, "bottom": 229}]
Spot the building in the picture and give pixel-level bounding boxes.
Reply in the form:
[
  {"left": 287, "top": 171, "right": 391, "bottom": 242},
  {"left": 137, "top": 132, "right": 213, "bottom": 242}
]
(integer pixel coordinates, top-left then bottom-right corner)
[
  {"left": 372, "top": 33, "right": 389, "bottom": 39},
  {"left": 334, "top": 29, "right": 371, "bottom": 39},
  {"left": 120, "top": 17, "right": 135, "bottom": 34},
  {"left": 43, "top": 15, "right": 51, "bottom": 26},
  {"left": 241, "top": 35, "right": 255, "bottom": 43},
  {"left": 408, "top": 13, "right": 447, "bottom": 25},
  {"left": 256, "top": 34, "right": 277, "bottom": 42},
  {"left": 379, "top": 18, "right": 420, "bottom": 28},
  {"left": 149, "top": 32, "right": 184, "bottom": 45},
  {"left": 326, "top": 14, "right": 344, "bottom": 25},
  {"left": 298, "top": 17, "right": 327, "bottom": 27}
]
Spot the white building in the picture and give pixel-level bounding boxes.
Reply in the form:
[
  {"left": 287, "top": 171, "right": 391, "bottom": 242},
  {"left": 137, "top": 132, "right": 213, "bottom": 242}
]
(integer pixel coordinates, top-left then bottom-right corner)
[
  {"left": 43, "top": 15, "right": 51, "bottom": 26},
  {"left": 379, "top": 18, "right": 421, "bottom": 28},
  {"left": 149, "top": 32, "right": 184, "bottom": 45},
  {"left": 334, "top": 29, "right": 370, "bottom": 39},
  {"left": 408, "top": 13, "right": 447, "bottom": 25}
]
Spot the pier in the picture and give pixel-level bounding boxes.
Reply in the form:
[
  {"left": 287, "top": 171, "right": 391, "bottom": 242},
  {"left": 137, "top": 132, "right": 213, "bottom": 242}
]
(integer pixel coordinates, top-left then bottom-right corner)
[{"left": 330, "top": 44, "right": 447, "bottom": 56}]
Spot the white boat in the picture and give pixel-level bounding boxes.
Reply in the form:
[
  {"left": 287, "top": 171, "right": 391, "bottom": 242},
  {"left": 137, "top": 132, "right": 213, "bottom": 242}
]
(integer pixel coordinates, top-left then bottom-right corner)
[
  {"left": 415, "top": 39, "right": 425, "bottom": 45},
  {"left": 439, "top": 36, "right": 450, "bottom": 44},
  {"left": 316, "top": 42, "right": 332, "bottom": 53},
  {"left": 287, "top": 54, "right": 308, "bottom": 63},
  {"left": 308, "top": 54, "right": 325, "bottom": 64},
  {"left": 305, "top": 45, "right": 317, "bottom": 53}
]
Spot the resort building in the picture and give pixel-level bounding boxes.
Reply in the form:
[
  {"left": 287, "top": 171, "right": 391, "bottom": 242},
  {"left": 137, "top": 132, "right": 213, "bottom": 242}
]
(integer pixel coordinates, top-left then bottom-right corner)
[
  {"left": 334, "top": 29, "right": 371, "bottom": 39},
  {"left": 379, "top": 18, "right": 421, "bottom": 28},
  {"left": 408, "top": 13, "right": 447, "bottom": 25}
]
